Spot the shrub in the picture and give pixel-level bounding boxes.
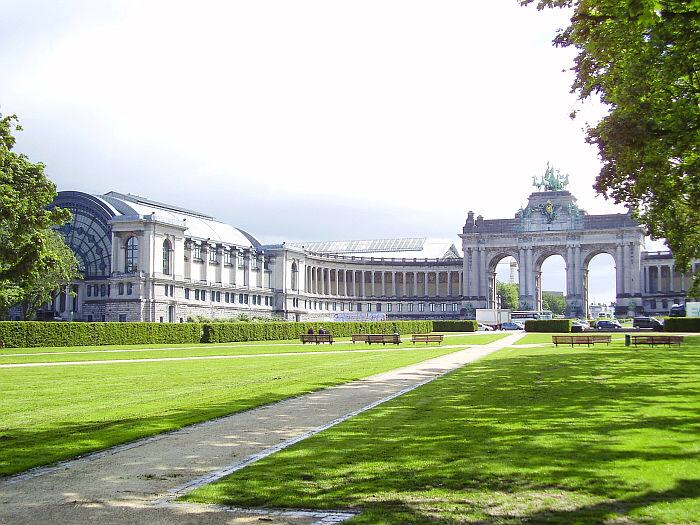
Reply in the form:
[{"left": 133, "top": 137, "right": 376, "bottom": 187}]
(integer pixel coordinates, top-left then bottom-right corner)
[
  {"left": 524, "top": 319, "right": 572, "bottom": 333},
  {"left": 0, "top": 321, "right": 203, "bottom": 348},
  {"left": 202, "top": 320, "right": 434, "bottom": 343},
  {"left": 664, "top": 317, "right": 700, "bottom": 332},
  {"left": 432, "top": 320, "right": 478, "bottom": 332}
]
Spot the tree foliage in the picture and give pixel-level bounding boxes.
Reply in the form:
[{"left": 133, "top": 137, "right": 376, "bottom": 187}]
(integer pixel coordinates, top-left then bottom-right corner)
[
  {"left": 521, "top": 0, "right": 700, "bottom": 294},
  {"left": 0, "top": 113, "right": 77, "bottom": 318},
  {"left": 497, "top": 281, "right": 520, "bottom": 309},
  {"left": 542, "top": 291, "right": 567, "bottom": 315}
]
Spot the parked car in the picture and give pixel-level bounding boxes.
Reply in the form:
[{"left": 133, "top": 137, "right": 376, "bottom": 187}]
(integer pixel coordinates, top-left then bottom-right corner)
[
  {"left": 571, "top": 319, "right": 590, "bottom": 328},
  {"left": 501, "top": 322, "right": 524, "bottom": 330},
  {"left": 477, "top": 322, "right": 494, "bottom": 331},
  {"left": 596, "top": 319, "right": 622, "bottom": 330},
  {"left": 633, "top": 316, "right": 664, "bottom": 331}
]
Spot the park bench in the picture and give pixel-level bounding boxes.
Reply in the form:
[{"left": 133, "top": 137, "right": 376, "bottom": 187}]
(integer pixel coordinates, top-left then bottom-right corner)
[
  {"left": 552, "top": 335, "right": 611, "bottom": 347},
  {"left": 299, "top": 333, "right": 334, "bottom": 345},
  {"left": 411, "top": 334, "right": 444, "bottom": 345},
  {"left": 630, "top": 335, "right": 683, "bottom": 347},
  {"left": 352, "top": 333, "right": 401, "bottom": 345}
]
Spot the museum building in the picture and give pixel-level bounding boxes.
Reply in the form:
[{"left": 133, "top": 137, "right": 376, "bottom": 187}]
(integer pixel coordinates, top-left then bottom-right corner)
[{"left": 47, "top": 185, "right": 697, "bottom": 323}]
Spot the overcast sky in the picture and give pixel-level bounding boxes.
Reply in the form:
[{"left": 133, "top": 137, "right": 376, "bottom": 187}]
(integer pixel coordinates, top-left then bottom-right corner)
[{"left": 2, "top": 0, "right": 661, "bottom": 303}]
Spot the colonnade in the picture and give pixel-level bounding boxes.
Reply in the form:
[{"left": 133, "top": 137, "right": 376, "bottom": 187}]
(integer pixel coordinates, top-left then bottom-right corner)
[
  {"left": 302, "top": 266, "right": 462, "bottom": 298},
  {"left": 644, "top": 263, "right": 695, "bottom": 294}
]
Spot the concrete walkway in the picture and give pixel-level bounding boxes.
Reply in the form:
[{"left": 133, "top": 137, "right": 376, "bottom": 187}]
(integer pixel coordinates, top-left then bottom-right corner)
[{"left": 0, "top": 332, "right": 524, "bottom": 525}]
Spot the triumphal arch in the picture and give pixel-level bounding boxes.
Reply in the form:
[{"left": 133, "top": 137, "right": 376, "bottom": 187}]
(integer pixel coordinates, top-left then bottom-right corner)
[{"left": 460, "top": 166, "right": 645, "bottom": 317}]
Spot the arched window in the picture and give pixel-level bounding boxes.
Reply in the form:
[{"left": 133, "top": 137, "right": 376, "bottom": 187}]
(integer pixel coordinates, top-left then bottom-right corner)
[
  {"left": 125, "top": 236, "right": 139, "bottom": 273},
  {"left": 163, "top": 239, "right": 172, "bottom": 275}
]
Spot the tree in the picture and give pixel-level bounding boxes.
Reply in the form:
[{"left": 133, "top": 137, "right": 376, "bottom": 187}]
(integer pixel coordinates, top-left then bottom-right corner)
[
  {"left": 497, "top": 281, "right": 520, "bottom": 309},
  {"left": 521, "top": 0, "right": 700, "bottom": 294},
  {"left": 542, "top": 291, "right": 566, "bottom": 315},
  {"left": 19, "top": 230, "right": 80, "bottom": 320},
  {"left": 0, "top": 113, "right": 77, "bottom": 318}
]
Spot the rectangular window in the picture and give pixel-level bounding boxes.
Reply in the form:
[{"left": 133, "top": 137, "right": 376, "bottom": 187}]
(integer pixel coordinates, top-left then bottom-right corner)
[
  {"left": 237, "top": 252, "right": 244, "bottom": 268},
  {"left": 100, "top": 284, "right": 107, "bottom": 297},
  {"left": 408, "top": 304, "right": 413, "bottom": 312},
  {"left": 209, "top": 247, "right": 218, "bottom": 263},
  {"left": 193, "top": 244, "right": 202, "bottom": 260},
  {"left": 376, "top": 303, "right": 382, "bottom": 312},
  {"left": 418, "top": 303, "right": 424, "bottom": 312},
  {"left": 332, "top": 302, "right": 336, "bottom": 311},
  {"left": 195, "top": 289, "right": 200, "bottom": 300},
  {"left": 244, "top": 294, "right": 249, "bottom": 304},
  {"left": 201, "top": 290, "right": 207, "bottom": 301},
  {"left": 251, "top": 257, "right": 259, "bottom": 270},
  {"left": 441, "top": 303, "right": 446, "bottom": 312},
  {"left": 163, "top": 284, "right": 169, "bottom": 296},
  {"left": 357, "top": 303, "right": 362, "bottom": 311},
  {"left": 185, "top": 288, "right": 190, "bottom": 300},
  {"left": 239, "top": 293, "right": 244, "bottom": 303},
  {"left": 340, "top": 303, "right": 345, "bottom": 311},
  {"left": 127, "top": 282, "right": 133, "bottom": 295},
  {"left": 87, "top": 285, "right": 92, "bottom": 297},
  {"left": 225, "top": 292, "right": 229, "bottom": 303},
  {"left": 118, "top": 283, "right": 124, "bottom": 295},
  {"left": 119, "top": 314, "right": 127, "bottom": 322},
  {"left": 87, "top": 314, "right": 93, "bottom": 322},
  {"left": 216, "top": 291, "right": 221, "bottom": 302},
  {"left": 451, "top": 303, "right": 458, "bottom": 312},
  {"left": 429, "top": 303, "right": 435, "bottom": 312},
  {"left": 224, "top": 250, "right": 232, "bottom": 265},
  {"left": 397, "top": 303, "right": 402, "bottom": 312},
  {"left": 367, "top": 303, "right": 372, "bottom": 312},
  {"left": 387, "top": 303, "right": 392, "bottom": 312}
]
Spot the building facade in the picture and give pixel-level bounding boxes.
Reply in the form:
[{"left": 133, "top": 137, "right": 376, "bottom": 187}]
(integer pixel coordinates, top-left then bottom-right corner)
[{"left": 45, "top": 186, "right": 697, "bottom": 322}]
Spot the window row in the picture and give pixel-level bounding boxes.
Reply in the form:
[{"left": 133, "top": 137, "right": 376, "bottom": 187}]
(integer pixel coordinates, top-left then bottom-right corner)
[
  {"left": 184, "top": 288, "right": 271, "bottom": 306},
  {"left": 86, "top": 283, "right": 133, "bottom": 297},
  {"left": 302, "top": 301, "right": 459, "bottom": 313}
]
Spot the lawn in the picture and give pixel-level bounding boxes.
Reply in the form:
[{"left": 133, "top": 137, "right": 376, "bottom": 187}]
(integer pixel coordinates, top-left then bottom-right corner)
[
  {"left": 0, "top": 333, "right": 506, "bottom": 364},
  {"left": 186, "top": 336, "right": 700, "bottom": 524},
  {"left": 0, "top": 345, "right": 462, "bottom": 476}
]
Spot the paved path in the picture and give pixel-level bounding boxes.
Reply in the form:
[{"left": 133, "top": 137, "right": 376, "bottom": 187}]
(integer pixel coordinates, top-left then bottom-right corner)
[{"left": 0, "top": 332, "right": 524, "bottom": 525}]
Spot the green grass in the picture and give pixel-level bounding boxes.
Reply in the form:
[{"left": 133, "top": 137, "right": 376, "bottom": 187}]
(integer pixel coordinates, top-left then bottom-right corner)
[
  {"left": 186, "top": 336, "right": 700, "bottom": 524},
  {"left": 0, "top": 346, "right": 462, "bottom": 476},
  {"left": 0, "top": 333, "right": 506, "bottom": 364}
]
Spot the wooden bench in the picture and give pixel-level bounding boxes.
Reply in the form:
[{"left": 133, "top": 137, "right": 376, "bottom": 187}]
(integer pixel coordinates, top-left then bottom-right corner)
[
  {"left": 352, "top": 333, "right": 401, "bottom": 345},
  {"left": 411, "top": 334, "right": 444, "bottom": 345},
  {"left": 630, "top": 335, "right": 683, "bottom": 347},
  {"left": 300, "top": 333, "right": 334, "bottom": 344},
  {"left": 552, "top": 335, "right": 611, "bottom": 347}
]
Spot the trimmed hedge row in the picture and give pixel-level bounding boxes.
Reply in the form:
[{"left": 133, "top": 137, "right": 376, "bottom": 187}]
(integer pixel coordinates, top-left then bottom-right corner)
[
  {"left": 432, "top": 320, "right": 478, "bottom": 332},
  {"left": 0, "top": 320, "right": 435, "bottom": 348},
  {"left": 524, "top": 319, "right": 572, "bottom": 333},
  {"left": 0, "top": 321, "right": 204, "bottom": 348},
  {"left": 203, "top": 320, "right": 433, "bottom": 343},
  {"left": 664, "top": 317, "right": 700, "bottom": 332}
]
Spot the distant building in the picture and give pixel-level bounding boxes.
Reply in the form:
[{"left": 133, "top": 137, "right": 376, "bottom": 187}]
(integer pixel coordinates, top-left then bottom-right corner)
[{"left": 44, "top": 183, "right": 698, "bottom": 322}]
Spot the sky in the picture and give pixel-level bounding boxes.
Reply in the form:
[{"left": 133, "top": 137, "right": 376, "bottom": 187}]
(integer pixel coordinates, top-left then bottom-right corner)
[{"left": 1, "top": 0, "right": 662, "bottom": 303}]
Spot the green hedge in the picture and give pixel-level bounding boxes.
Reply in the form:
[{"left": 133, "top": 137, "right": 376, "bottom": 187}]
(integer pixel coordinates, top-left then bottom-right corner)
[
  {"left": 664, "top": 317, "right": 700, "bottom": 332},
  {"left": 0, "top": 320, "right": 439, "bottom": 348},
  {"left": 432, "top": 320, "right": 478, "bottom": 332},
  {"left": 524, "top": 319, "right": 572, "bottom": 333},
  {"left": 203, "top": 320, "right": 434, "bottom": 343},
  {"left": 0, "top": 321, "right": 204, "bottom": 348}
]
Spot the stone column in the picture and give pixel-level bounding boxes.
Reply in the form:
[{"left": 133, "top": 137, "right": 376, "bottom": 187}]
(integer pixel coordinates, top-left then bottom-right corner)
[
  {"left": 392, "top": 271, "right": 397, "bottom": 297},
  {"left": 615, "top": 244, "right": 624, "bottom": 296},
  {"left": 644, "top": 266, "right": 649, "bottom": 293},
  {"left": 360, "top": 271, "right": 366, "bottom": 297},
  {"left": 245, "top": 251, "right": 252, "bottom": 289},
  {"left": 458, "top": 272, "right": 463, "bottom": 299},
  {"left": 381, "top": 272, "right": 386, "bottom": 296},
  {"left": 352, "top": 270, "right": 356, "bottom": 297},
  {"left": 669, "top": 265, "right": 675, "bottom": 292}
]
